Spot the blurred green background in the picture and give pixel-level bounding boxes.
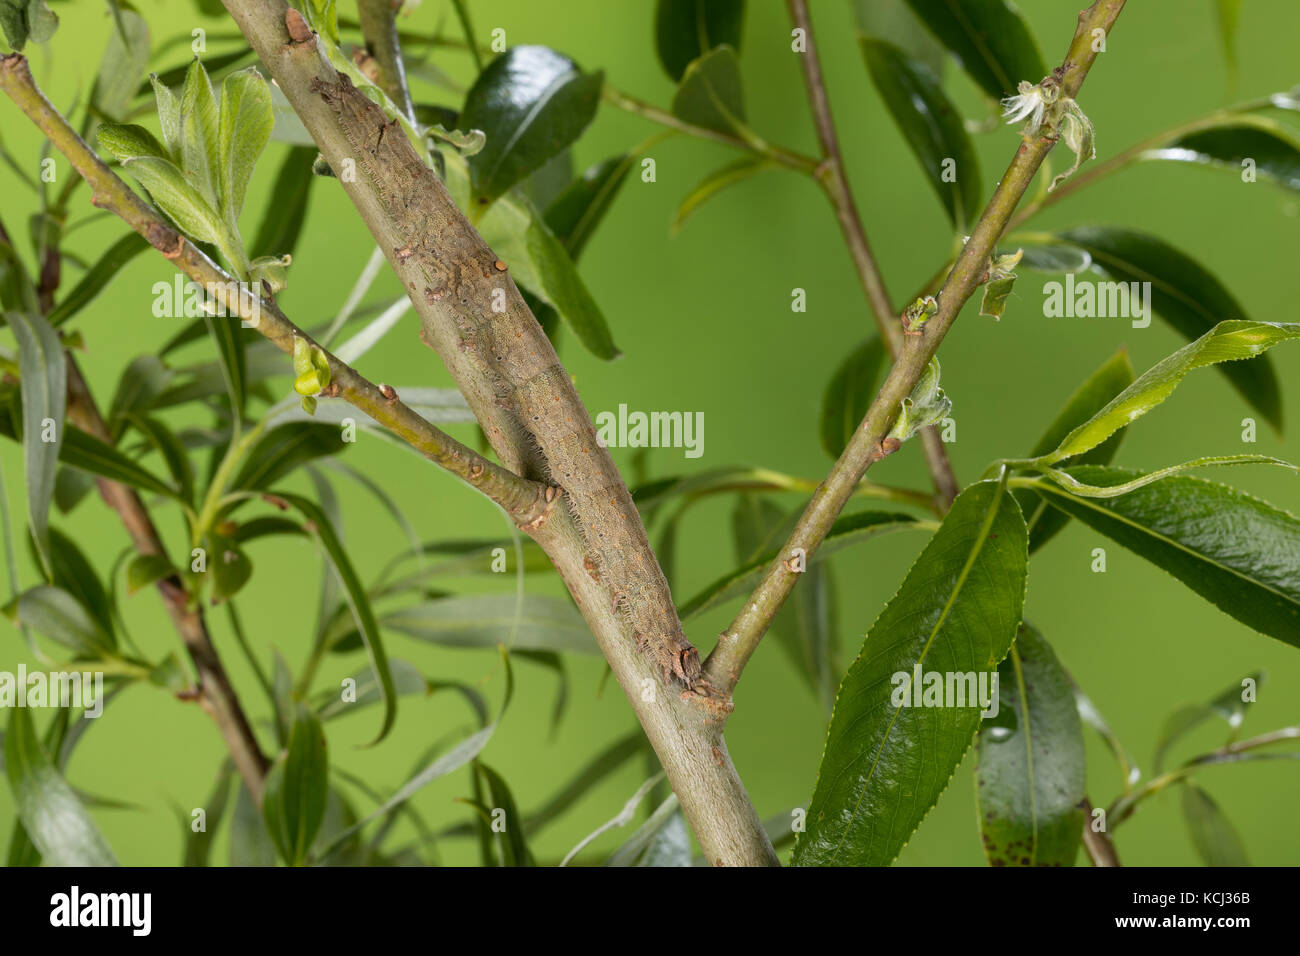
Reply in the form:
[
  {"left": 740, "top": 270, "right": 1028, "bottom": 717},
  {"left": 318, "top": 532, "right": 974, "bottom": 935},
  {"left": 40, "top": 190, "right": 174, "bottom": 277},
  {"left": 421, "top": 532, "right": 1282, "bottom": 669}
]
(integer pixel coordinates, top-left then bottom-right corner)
[{"left": 2, "top": 0, "right": 1299, "bottom": 866}]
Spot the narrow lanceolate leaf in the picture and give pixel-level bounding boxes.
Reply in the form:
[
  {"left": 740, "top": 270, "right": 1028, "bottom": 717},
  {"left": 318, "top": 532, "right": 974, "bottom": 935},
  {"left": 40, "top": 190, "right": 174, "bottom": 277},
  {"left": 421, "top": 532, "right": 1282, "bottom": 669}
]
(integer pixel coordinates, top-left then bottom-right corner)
[
  {"left": 1213, "top": 0, "right": 1244, "bottom": 87},
  {"left": 107, "top": 355, "right": 173, "bottom": 440},
  {"left": 793, "top": 481, "right": 1028, "bottom": 866},
  {"left": 8, "top": 308, "right": 64, "bottom": 578},
  {"left": 277, "top": 494, "right": 397, "bottom": 745},
  {"left": 1181, "top": 783, "right": 1249, "bottom": 866},
  {"left": 477, "top": 763, "right": 535, "bottom": 866},
  {"left": 820, "top": 335, "right": 888, "bottom": 459},
  {"left": 3, "top": 585, "right": 109, "bottom": 656},
  {"left": 60, "top": 426, "right": 180, "bottom": 500},
  {"left": 460, "top": 46, "right": 604, "bottom": 208},
  {"left": 45, "top": 528, "right": 114, "bottom": 642},
  {"left": 606, "top": 795, "right": 692, "bottom": 867},
  {"left": 5, "top": 708, "right": 116, "bottom": 866},
  {"left": 262, "top": 706, "right": 328, "bottom": 866},
  {"left": 1036, "top": 466, "right": 1300, "bottom": 648},
  {"left": 901, "top": 0, "right": 1046, "bottom": 99},
  {"left": 217, "top": 66, "right": 275, "bottom": 222},
  {"left": 1016, "top": 348, "right": 1134, "bottom": 553},
  {"left": 543, "top": 154, "right": 633, "bottom": 258},
  {"left": 679, "top": 510, "right": 921, "bottom": 621},
  {"left": 204, "top": 312, "right": 246, "bottom": 420},
  {"left": 1142, "top": 117, "right": 1300, "bottom": 192},
  {"left": 1022, "top": 230, "right": 1284, "bottom": 430},
  {"left": 127, "top": 414, "right": 196, "bottom": 504},
  {"left": 1155, "top": 672, "right": 1261, "bottom": 773},
  {"left": 672, "top": 46, "right": 748, "bottom": 138},
  {"left": 250, "top": 145, "right": 317, "bottom": 259},
  {"left": 180, "top": 57, "right": 222, "bottom": 210},
  {"left": 975, "top": 624, "right": 1086, "bottom": 867},
  {"left": 232, "top": 423, "right": 343, "bottom": 491},
  {"left": 1038, "top": 321, "right": 1300, "bottom": 464},
  {"left": 671, "top": 156, "right": 773, "bottom": 235},
  {"left": 380, "top": 594, "right": 598, "bottom": 655},
  {"left": 861, "top": 39, "right": 980, "bottom": 231},
  {"left": 46, "top": 232, "right": 149, "bottom": 327},
  {"left": 91, "top": 7, "right": 149, "bottom": 124},
  {"left": 654, "top": 0, "right": 745, "bottom": 81}
]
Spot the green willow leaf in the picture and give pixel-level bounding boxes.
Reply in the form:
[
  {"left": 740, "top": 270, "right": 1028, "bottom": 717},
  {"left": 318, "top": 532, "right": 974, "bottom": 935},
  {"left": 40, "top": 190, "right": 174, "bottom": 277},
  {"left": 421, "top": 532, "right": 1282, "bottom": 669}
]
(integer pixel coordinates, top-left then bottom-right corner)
[
  {"left": 232, "top": 422, "right": 343, "bottom": 491},
  {"left": 180, "top": 57, "right": 222, "bottom": 209},
  {"left": 183, "top": 762, "right": 233, "bottom": 867},
  {"left": 679, "top": 510, "right": 921, "bottom": 621},
  {"left": 229, "top": 781, "right": 275, "bottom": 866},
  {"left": 3, "top": 585, "right": 109, "bottom": 655},
  {"left": 654, "top": 0, "right": 744, "bottom": 82},
  {"left": 671, "top": 156, "right": 774, "bottom": 235},
  {"left": 1036, "top": 466, "right": 1300, "bottom": 648},
  {"left": 975, "top": 623, "right": 1085, "bottom": 866},
  {"left": 1213, "top": 0, "right": 1244, "bottom": 85},
  {"left": 820, "top": 335, "right": 888, "bottom": 459},
  {"left": 380, "top": 594, "right": 597, "bottom": 655},
  {"left": 1142, "top": 117, "right": 1300, "bottom": 192},
  {"left": 60, "top": 426, "right": 179, "bottom": 500},
  {"left": 606, "top": 795, "right": 691, "bottom": 867},
  {"left": 793, "top": 481, "right": 1028, "bottom": 866},
  {"left": 4, "top": 708, "right": 116, "bottom": 867},
  {"left": 8, "top": 307, "right": 64, "bottom": 578},
  {"left": 1181, "top": 782, "right": 1249, "bottom": 866},
  {"left": 107, "top": 355, "right": 173, "bottom": 441},
  {"left": 46, "top": 232, "right": 149, "bottom": 328},
  {"left": 262, "top": 705, "right": 328, "bottom": 866},
  {"left": 1038, "top": 321, "right": 1300, "bottom": 464},
  {"left": 1021, "top": 229, "right": 1284, "bottom": 431},
  {"left": 901, "top": 0, "right": 1046, "bottom": 99},
  {"left": 544, "top": 154, "right": 633, "bottom": 259},
  {"left": 267, "top": 493, "right": 395, "bottom": 747},
  {"left": 672, "top": 46, "right": 748, "bottom": 137},
  {"left": 126, "top": 414, "right": 196, "bottom": 504},
  {"left": 460, "top": 46, "right": 604, "bottom": 208},
  {"left": 203, "top": 312, "right": 246, "bottom": 420},
  {"left": 217, "top": 66, "right": 274, "bottom": 223},
  {"left": 1017, "top": 348, "right": 1134, "bottom": 553},
  {"left": 1039, "top": 453, "right": 1296, "bottom": 498},
  {"left": 1155, "top": 672, "right": 1261, "bottom": 773},
  {"left": 861, "top": 38, "right": 980, "bottom": 231},
  {"left": 126, "top": 553, "right": 177, "bottom": 595},
  {"left": 207, "top": 533, "right": 252, "bottom": 604},
  {"left": 854, "top": 0, "right": 946, "bottom": 77},
  {"left": 477, "top": 763, "right": 535, "bottom": 866},
  {"left": 45, "top": 527, "right": 114, "bottom": 642},
  {"left": 91, "top": 6, "right": 149, "bottom": 124},
  {"left": 0, "top": 0, "right": 57, "bottom": 51}
]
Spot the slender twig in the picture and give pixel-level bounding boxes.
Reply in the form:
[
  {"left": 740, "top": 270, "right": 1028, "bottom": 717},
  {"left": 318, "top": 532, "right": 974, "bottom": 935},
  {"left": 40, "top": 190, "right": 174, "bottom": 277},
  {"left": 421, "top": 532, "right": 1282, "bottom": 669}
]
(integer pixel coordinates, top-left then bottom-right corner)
[
  {"left": 704, "top": 0, "right": 1129, "bottom": 697},
  {"left": 1080, "top": 797, "right": 1121, "bottom": 866},
  {"left": 357, "top": 0, "right": 414, "bottom": 122},
  {"left": 0, "top": 52, "right": 555, "bottom": 532},
  {"left": 63, "top": 356, "right": 271, "bottom": 801},
  {"left": 785, "top": 0, "right": 959, "bottom": 509}
]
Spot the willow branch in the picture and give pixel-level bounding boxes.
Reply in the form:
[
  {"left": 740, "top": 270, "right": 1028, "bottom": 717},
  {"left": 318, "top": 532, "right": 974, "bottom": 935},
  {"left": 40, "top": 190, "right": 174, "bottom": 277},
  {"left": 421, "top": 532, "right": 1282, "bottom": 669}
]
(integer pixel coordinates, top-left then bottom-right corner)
[
  {"left": 356, "top": 0, "right": 413, "bottom": 122},
  {"left": 218, "top": 0, "right": 776, "bottom": 866},
  {"left": 63, "top": 356, "right": 270, "bottom": 801},
  {"left": 0, "top": 52, "right": 555, "bottom": 531},
  {"left": 785, "top": 0, "right": 959, "bottom": 509},
  {"left": 1080, "top": 797, "right": 1121, "bottom": 866},
  {"left": 704, "top": 0, "right": 1129, "bottom": 696}
]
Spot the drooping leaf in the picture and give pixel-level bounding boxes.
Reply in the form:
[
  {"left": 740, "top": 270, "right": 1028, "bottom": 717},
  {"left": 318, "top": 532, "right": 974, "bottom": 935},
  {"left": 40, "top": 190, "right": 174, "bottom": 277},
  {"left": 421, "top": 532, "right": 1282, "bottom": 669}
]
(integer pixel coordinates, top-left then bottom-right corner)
[
  {"left": 671, "top": 156, "right": 774, "bottom": 235},
  {"left": 46, "top": 232, "right": 149, "bottom": 328},
  {"left": 853, "top": 0, "right": 946, "bottom": 77},
  {"left": 671, "top": 46, "right": 748, "bottom": 138},
  {"left": 476, "top": 763, "right": 535, "bottom": 866},
  {"left": 606, "top": 795, "right": 691, "bottom": 867},
  {"left": 1016, "top": 348, "right": 1134, "bottom": 552},
  {"left": 901, "top": 0, "right": 1047, "bottom": 99},
  {"left": 679, "top": 510, "right": 921, "bottom": 621},
  {"left": 1212, "top": 0, "right": 1244, "bottom": 89},
  {"left": 232, "top": 422, "right": 343, "bottom": 491},
  {"left": 261, "top": 706, "right": 329, "bottom": 866},
  {"left": 1141, "top": 117, "right": 1300, "bottom": 192},
  {"left": 183, "top": 762, "right": 233, "bottom": 867},
  {"left": 460, "top": 46, "right": 604, "bottom": 208},
  {"left": 1021, "top": 230, "right": 1284, "bottom": 430},
  {"left": 793, "top": 481, "right": 1028, "bottom": 866},
  {"left": 250, "top": 145, "right": 317, "bottom": 259},
  {"left": 60, "top": 426, "right": 180, "bottom": 500},
  {"left": 1181, "top": 782, "right": 1249, "bottom": 866},
  {"left": 1034, "top": 322, "right": 1300, "bottom": 466},
  {"left": 217, "top": 66, "right": 275, "bottom": 222},
  {"left": 975, "top": 623, "right": 1086, "bottom": 866},
  {"left": 107, "top": 355, "right": 174, "bottom": 441},
  {"left": 127, "top": 414, "right": 196, "bottom": 504},
  {"left": 380, "top": 594, "right": 597, "bottom": 655},
  {"left": 861, "top": 38, "right": 980, "bottom": 231},
  {"left": 654, "top": 0, "right": 745, "bottom": 81},
  {"left": 1155, "top": 672, "right": 1262, "bottom": 773},
  {"left": 1036, "top": 466, "right": 1300, "bottom": 648},
  {"left": 45, "top": 527, "right": 114, "bottom": 642},
  {"left": 4, "top": 707, "right": 116, "bottom": 866},
  {"left": 820, "top": 335, "right": 888, "bottom": 459},
  {"left": 276, "top": 493, "right": 397, "bottom": 745},
  {"left": 203, "top": 312, "right": 246, "bottom": 420},
  {"left": 8, "top": 307, "right": 64, "bottom": 578}
]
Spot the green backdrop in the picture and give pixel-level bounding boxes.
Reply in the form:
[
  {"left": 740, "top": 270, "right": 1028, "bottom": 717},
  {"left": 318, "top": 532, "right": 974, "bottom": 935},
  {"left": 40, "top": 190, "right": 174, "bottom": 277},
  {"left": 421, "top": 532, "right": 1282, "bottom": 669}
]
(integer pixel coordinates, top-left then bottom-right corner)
[{"left": 2, "top": 0, "right": 1298, "bottom": 866}]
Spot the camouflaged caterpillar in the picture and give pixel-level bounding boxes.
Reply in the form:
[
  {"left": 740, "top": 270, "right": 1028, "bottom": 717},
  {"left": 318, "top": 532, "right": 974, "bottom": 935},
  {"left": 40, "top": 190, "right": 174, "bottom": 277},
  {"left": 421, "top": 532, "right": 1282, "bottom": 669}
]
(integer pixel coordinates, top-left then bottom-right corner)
[{"left": 309, "top": 72, "right": 701, "bottom": 687}]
